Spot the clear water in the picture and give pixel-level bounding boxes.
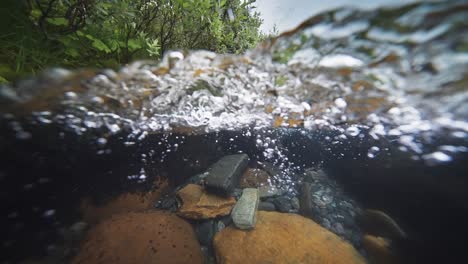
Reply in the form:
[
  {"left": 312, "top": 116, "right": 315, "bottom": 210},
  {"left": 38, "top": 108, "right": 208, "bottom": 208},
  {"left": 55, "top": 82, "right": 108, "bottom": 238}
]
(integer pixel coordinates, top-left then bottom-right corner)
[{"left": 1, "top": 1, "right": 467, "bottom": 263}]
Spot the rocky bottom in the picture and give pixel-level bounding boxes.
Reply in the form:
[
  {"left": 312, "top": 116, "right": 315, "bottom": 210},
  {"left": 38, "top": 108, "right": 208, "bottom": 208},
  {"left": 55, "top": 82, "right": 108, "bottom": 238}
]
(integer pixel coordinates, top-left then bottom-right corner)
[{"left": 23, "top": 154, "right": 405, "bottom": 264}]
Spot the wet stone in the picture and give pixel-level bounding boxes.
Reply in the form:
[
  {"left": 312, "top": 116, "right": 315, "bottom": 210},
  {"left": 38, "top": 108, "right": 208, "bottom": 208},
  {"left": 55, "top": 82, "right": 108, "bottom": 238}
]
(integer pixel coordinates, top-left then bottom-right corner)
[
  {"left": 176, "top": 184, "right": 236, "bottom": 219},
  {"left": 258, "top": 185, "right": 285, "bottom": 199},
  {"left": 232, "top": 188, "right": 243, "bottom": 200},
  {"left": 231, "top": 188, "right": 259, "bottom": 229},
  {"left": 204, "top": 154, "right": 249, "bottom": 196},
  {"left": 155, "top": 194, "right": 179, "bottom": 212},
  {"left": 218, "top": 215, "right": 233, "bottom": 228},
  {"left": 201, "top": 246, "right": 216, "bottom": 264},
  {"left": 195, "top": 220, "right": 215, "bottom": 247},
  {"left": 291, "top": 197, "right": 300, "bottom": 211},
  {"left": 214, "top": 212, "right": 365, "bottom": 264},
  {"left": 273, "top": 196, "right": 292, "bottom": 213},
  {"left": 258, "top": 201, "right": 276, "bottom": 211},
  {"left": 258, "top": 162, "right": 282, "bottom": 178},
  {"left": 299, "top": 182, "right": 314, "bottom": 217},
  {"left": 239, "top": 168, "right": 270, "bottom": 188},
  {"left": 303, "top": 168, "right": 327, "bottom": 183},
  {"left": 298, "top": 167, "right": 364, "bottom": 250},
  {"left": 216, "top": 221, "right": 225, "bottom": 232},
  {"left": 358, "top": 209, "right": 407, "bottom": 240}
]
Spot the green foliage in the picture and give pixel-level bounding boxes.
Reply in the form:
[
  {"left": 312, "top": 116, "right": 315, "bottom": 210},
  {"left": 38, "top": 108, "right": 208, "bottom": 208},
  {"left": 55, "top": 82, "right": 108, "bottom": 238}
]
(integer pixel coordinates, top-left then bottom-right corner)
[{"left": 0, "top": 0, "right": 264, "bottom": 82}]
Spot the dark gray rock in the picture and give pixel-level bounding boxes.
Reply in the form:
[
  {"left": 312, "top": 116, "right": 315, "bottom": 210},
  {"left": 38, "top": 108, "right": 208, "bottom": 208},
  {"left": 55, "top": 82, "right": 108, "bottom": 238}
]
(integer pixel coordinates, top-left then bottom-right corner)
[
  {"left": 258, "top": 201, "right": 276, "bottom": 211},
  {"left": 154, "top": 194, "right": 179, "bottom": 212},
  {"left": 204, "top": 154, "right": 249, "bottom": 196},
  {"left": 298, "top": 167, "right": 364, "bottom": 251},
  {"left": 291, "top": 197, "right": 300, "bottom": 211},
  {"left": 185, "top": 172, "right": 209, "bottom": 185},
  {"left": 303, "top": 168, "right": 327, "bottom": 183},
  {"left": 299, "top": 182, "right": 314, "bottom": 217},
  {"left": 273, "top": 196, "right": 292, "bottom": 213},
  {"left": 218, "top": 215, "right": 233, "bottom": 227},
  {"left": 332, "top": 223, "right": 345, "bottom": 236},
  {"left": 195, "top": 220, "right": 215, "bottom": 247},
  {"left": 201, "top": 246, "right": 216, "bottom": 264}
]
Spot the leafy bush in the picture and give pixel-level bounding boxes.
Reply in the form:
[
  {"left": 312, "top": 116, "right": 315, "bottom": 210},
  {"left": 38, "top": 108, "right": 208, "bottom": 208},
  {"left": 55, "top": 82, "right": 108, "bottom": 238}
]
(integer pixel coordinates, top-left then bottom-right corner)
[{"left": 0, "top": 0, "right": 263, "bottom": 82}]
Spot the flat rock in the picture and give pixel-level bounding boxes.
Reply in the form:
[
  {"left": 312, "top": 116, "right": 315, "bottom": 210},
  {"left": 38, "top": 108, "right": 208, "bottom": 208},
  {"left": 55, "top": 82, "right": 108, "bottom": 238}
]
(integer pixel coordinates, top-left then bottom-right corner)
[
  {"left": 177, "top": 184, "right": 236, "bottom": 219},
  {"left": 214, "top": 211, "right": 365, "bottom": 264},
  {"left": 72, "top": 211, "right": 203, "bottom": 264},
  {"left": 239, "top": 168, "right": 270, "bottom": 188},
  {"left": 231, "top": 188, "right": 259, "bottom": 229},
  {"left": 204, "top": 154, "right": 249, "bottom": 196}
]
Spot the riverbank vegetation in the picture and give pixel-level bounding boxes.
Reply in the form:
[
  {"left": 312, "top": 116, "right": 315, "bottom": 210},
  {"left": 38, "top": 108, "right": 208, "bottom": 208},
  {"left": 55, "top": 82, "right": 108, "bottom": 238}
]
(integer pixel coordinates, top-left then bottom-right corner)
[{"left": 0, "top": 0, "right": 266, "bottom": 83}]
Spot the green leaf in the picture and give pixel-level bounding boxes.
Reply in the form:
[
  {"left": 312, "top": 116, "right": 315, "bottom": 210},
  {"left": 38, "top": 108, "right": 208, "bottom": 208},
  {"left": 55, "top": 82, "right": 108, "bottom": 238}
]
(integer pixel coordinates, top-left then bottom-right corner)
[
  {"left": 46, "top": 17, "right": 68, "bottom": 26},
  {"left": 92, "top": 39, "right": 111, "bottom": 53},
  {"left": 65, "top": 48, "right": 79, "bottom": 58},
  {"left": 128, "top": 39, "right": 142, "bottom": 51},
  {"left": 0, "top": 75, "right": 8, "bottom": 84}
]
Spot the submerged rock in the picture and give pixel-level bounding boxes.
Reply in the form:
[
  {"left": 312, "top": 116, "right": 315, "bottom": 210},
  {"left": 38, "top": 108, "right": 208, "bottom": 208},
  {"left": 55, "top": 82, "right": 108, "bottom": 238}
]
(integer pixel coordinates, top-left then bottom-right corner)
[
  {"left": 176, "top": 184, "right": 236, "bottom": 219},
  {"left": 80, "top": 179, "right": 168, "bottom": 224},
  {"left": 362, "top": 235, "right": 397, "bottom": 264},
  {"left": 213, "top": 211, "right": 365, "bottom": 264},
  {"left": 258, "top": 201, "right": 276, "bottom": 211},
  {"left": 204, "top": 154, "right": 249, "bottom": 196},
  {"left": 239, "top": 168, "right": 270, "bottom": 188},
  {"left": 194, "top": 220, "right": 216, "bottom": 247},
  {"left": 72, "top": 211, "right": 204, "bottom": 264},
  {"left": 358, "top": 209, "right": 407, "bottom": 240},
  {"left": 300, "top": 182, "right": 314, "bottom": 216},
  {"left": 154, "top": 193, "right": 179, "bottom": 212},
  {"left": 272, "top": 196, "right": 292, "bottom": 213},
  {"left": 298, "top": 168, "right": 363, "bottom": 248},
  {"left": 258, "top": 185, "right": 284, "bottom": 199},
  {"left": 231, "top": 188, "right": 259, "bottom": 229}
]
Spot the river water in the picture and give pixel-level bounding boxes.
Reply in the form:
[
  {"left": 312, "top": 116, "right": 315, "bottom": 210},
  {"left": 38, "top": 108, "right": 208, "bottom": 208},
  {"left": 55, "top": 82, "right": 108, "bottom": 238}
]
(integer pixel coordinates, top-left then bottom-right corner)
[{"left": 1, "top": 1, "right": 467, "bottom": 263}]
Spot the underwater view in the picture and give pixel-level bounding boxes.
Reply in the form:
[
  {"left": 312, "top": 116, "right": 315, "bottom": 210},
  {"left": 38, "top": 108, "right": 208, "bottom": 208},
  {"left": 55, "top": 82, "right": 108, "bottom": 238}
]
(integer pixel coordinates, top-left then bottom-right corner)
[{"left": 1, "top": 0, "right": 467, "bottom": 263}]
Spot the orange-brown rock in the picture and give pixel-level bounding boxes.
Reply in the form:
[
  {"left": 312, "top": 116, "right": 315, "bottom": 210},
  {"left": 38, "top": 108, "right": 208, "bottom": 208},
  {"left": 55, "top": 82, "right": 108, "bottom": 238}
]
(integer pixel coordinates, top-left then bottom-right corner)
[
  {"left": 214, "top": 211, "right": 365, "bottom": 264},
  {"left": 81, "top": 178, "right": 168, "bottom": 224},
  {"left": 72, "top": 211, "right": 203, "bottom": 264},
  {"left": 239, "top": 168, "right": 270, "bottom": 188},
  {"left": 177, "top": 184, "right": 235, "bottom": 219},
  {"left": 363, "top": 235, "right": 397, "bottom": 264}
]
